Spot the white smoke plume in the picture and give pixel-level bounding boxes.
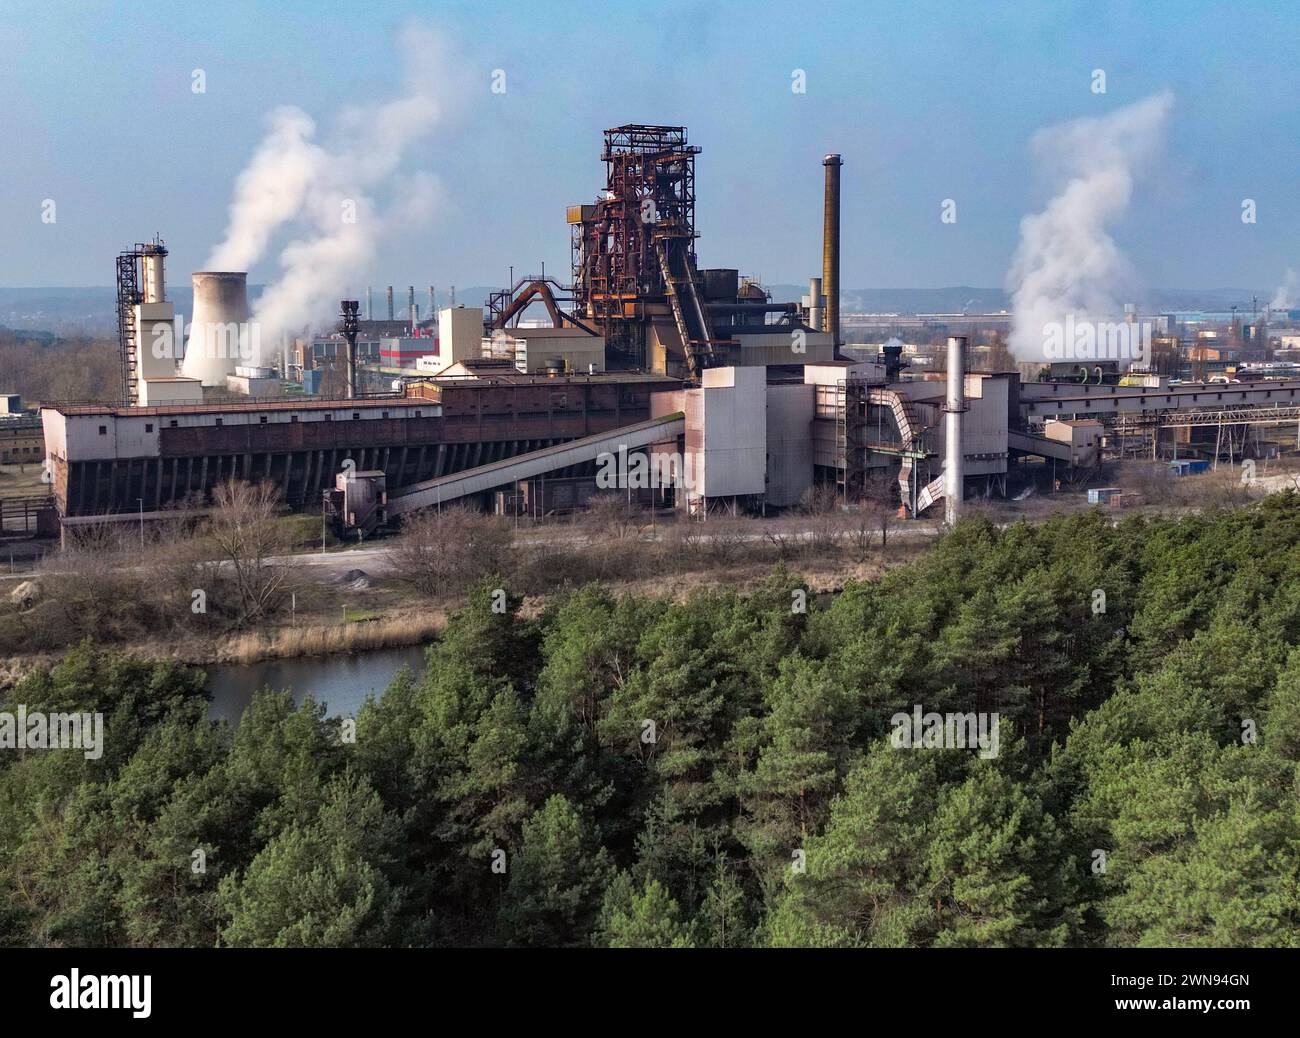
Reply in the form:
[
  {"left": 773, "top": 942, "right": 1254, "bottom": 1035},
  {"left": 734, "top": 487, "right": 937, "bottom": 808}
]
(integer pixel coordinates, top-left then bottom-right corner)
[
  {"left": 205, "top": 107, "right": 323, "bottom": 271},
  {"left": 1272, "top": 269, "right": 1298, "bottom": 311},
  {"left": 1006, "top": 92, "right": 1174, "bottom": 361},
  {"left": 205, "top": 22, "right": 464, "bottom": 362}
]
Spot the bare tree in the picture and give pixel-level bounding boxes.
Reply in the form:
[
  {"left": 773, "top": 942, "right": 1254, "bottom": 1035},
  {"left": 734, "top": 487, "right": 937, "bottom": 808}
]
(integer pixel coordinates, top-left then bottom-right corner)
[
  {"left": 763, "top": 526, "right": 796, "bottom": 560},
  {"left": 799, "top": 483, "right": 843, "bottom": 552},
  {"left": 37, "top": 522, "right": 146, "bottom": 640},
  {"left": 387, "top": 504, "right": 514, "bottom": 600},
  {"left": 582, "top": 493, "right": 644, "bottom": 543},
  {"left": 844, "top": 501, "right": 892, "bottom": 562},
  {"left": 669, "top": 513, "right": 707, "bottom": 558},
  {"left": 203, "top": 481, "right": 290, "bottom": 626},
  {"left": 706, "top": 516, "right": 748, "bottom": 564}
]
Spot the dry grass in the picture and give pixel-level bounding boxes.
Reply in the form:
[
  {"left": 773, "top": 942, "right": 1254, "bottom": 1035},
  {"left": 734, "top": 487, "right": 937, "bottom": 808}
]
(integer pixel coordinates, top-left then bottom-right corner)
[
  {"left": 0, "top": 462, "right": 47, "bottom": 498},
  {"left": 217, "top": 611, "right": 445, "bottom": 665}
]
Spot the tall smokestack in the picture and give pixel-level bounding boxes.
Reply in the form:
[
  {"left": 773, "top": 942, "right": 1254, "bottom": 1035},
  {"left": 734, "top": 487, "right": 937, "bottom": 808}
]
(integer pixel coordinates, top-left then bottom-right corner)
[
  {"left": 366, "top": 286, "right": 373, "bottom": 321},
  {"left": 341, "top": 300, "right": 360, "bottom": 400},
  {"left": 944, "top": 336, "right": 967, "bottom": 526},
  {"left": 407, "top": 286, "right": 416, "bottom": 332},
  {"left": 386, "top": 286, "right": 394, "bottom": 320},
  {"left": 428, "top": 285, "right": 436, "bottom": 318},
  {"left": 822, "top": 154, "right": 842, "bottom": 348}
]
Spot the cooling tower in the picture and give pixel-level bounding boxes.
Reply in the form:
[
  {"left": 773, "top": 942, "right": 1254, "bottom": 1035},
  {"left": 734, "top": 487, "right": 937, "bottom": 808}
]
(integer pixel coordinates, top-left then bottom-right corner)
[{"left": 183, "top": 272, "right": 252, "bottom": 386}]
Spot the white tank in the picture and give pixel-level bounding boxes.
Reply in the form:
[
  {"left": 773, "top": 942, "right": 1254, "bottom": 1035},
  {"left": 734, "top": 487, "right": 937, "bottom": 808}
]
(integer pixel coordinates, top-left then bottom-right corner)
[{"left": 183, "top": 272, "right": 252, "bottom": 386}]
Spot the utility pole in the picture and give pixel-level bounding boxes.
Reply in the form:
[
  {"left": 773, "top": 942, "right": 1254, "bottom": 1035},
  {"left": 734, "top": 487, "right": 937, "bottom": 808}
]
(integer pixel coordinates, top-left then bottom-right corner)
[{"left": 137, "top": 498, "right": 144, "bottom": 549}]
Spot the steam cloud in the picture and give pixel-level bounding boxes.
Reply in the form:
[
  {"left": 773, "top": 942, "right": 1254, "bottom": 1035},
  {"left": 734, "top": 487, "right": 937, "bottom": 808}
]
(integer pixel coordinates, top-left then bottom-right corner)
[
  {"left": 1272, "top": 269, "right": 1298, "bottom": 311},
  {"left": 205, "top": 22, "right": 462, "bottom": 363},
  {"left": 1005, "top": 92, "right": 1174, "bottom": 361},
  {"left": 205, "top": 107, "right": 323, "bottom": 272}
]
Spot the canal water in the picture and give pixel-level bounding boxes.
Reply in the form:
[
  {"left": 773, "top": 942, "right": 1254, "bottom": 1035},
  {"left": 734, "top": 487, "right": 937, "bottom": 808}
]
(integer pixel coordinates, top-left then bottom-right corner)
[{"left": 205, "top": 645, "right": 428, "bottom": 725}]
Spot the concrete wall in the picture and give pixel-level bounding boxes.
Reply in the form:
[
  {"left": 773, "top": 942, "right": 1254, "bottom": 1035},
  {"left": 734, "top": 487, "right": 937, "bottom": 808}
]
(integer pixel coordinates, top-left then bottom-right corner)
[
  {"left": 226, "top": 375, "right": 284, "bottom": 397},
  {"left": 1045, "top": 418, "right": 1102, "bottom": 466},
  {"left": 684, "top": 366, "right": 767, "bottom": 501},
  {"left": 381, "top": 337, "right": 439, "bottom": 369},
  {"left": 139, "top": 378, "right": 203, "bottom": 406},
  {"left": 135, "top": 302, "right": 179, "bottom": 379},
  {"left": 505, "top": 328, "right": 606, "bottom": 374},
  {"left": 733, "top": 330, "right": 835, "bottom": 367},
  {"left": 44, "top": 412, "right": 162, "bottom": 463},
  {"left": 802, "top": 361, "right": 880, "bottom": 386},
  {"left": 439, "top": 307, "right": 487, "bottom": 365},
  {"left": 928, "top": 373, "right": 1009, "bottom": 478},
  {"left": 766, "top": 382, "right": 814, "bottom": 506}
]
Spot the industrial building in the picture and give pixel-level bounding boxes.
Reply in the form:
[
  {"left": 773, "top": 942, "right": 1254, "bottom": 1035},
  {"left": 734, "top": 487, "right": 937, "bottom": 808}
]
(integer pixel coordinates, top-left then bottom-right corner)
[
  {"left": 0, "top": 413, "right": 44, "bottom": 465},
  {"left": 38, "top": 124, "right": 1300, "bottom": 537}
]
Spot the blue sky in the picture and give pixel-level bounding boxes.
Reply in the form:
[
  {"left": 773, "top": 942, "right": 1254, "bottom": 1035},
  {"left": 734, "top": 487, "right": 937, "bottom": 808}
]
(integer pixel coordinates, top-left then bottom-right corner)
[{"left": 2, "top": 0, "right": 1297, "bottom": 294}]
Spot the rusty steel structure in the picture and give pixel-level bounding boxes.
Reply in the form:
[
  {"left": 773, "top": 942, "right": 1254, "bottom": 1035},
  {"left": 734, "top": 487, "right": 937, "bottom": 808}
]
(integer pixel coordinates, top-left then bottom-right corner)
[
  {"left": 570, "top": 125, "right": 730, "bottom": 377},
  {"left": 485, "top": 275, "right": 594, "bottom": 333}
]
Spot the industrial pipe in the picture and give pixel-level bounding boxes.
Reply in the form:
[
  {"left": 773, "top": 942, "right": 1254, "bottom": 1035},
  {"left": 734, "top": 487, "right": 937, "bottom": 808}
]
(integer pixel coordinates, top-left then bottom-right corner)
[
  {"left": 822, "top": 154, "right": 842, "bottom": 347},
  {"left": 704, "top": 302, "right": 798, "bottom": 314},
  {"left": 944, "top": 335, "right": 967, "bottom": 526}
]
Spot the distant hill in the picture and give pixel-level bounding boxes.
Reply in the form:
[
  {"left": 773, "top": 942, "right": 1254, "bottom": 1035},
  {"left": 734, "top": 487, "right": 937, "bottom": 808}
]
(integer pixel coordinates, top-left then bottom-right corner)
[
  {"left": 765, "top": 285, "right": 1012, "bottom": 312},
  {"left": 766, "top": 285, "right": 1269, "bottom": 314},
  {"left": 0, "top": 284, "right": 488, "bottom": 337},
  {"left": 0, "top": 284, "right": 1276, "bottom": 338}
]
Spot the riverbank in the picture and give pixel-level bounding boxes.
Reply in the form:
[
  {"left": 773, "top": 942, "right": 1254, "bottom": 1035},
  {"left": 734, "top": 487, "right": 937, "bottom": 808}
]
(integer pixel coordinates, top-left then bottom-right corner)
[
  {"left": 0, "top": 539, "right": 918, "bottom": 689},
  {"left": 0, "top": 607, "right": 446, "bottom": 689}
]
